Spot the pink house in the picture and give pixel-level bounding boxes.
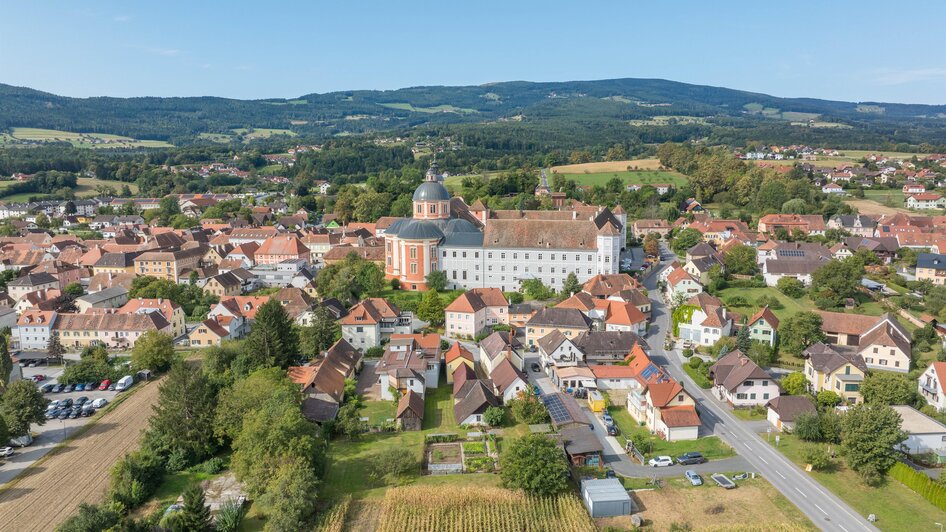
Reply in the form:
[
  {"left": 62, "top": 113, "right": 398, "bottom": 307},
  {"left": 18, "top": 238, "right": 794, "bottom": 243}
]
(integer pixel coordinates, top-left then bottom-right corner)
[{"left": 444, "top": 288, "right": 509, "bottom": 339}]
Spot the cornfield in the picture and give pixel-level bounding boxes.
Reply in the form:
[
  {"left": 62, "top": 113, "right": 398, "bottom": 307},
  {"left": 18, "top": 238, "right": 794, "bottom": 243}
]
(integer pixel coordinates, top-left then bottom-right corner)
[
  {"left": 314, "top": 495, "right": 351, "bottom": 532},
  {"left": 375, "top": 485, "right": 596, "bottom": 532}
]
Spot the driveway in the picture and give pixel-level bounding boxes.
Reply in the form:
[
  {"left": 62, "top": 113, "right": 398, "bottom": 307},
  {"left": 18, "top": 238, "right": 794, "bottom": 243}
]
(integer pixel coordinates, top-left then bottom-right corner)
[{"left": 356, "top": 360, "right": 380, "bottom": 400}]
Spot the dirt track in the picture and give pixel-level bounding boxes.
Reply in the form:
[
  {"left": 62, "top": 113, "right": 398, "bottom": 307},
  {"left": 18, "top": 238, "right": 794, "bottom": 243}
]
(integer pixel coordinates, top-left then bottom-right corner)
[{"left": 0, "top": 379, "right": 160, "bottom": 531}]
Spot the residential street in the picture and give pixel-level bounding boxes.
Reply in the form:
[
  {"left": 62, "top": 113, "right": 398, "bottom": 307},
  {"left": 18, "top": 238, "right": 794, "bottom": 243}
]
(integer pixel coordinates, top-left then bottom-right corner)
[{"left": 643, "top": 248, "right": 877, "bottom": 532}]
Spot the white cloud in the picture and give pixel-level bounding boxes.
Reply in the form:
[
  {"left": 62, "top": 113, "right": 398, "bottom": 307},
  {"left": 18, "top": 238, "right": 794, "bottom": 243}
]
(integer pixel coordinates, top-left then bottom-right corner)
[{"left": 874, "top": 67, "right": 946, "bottom": 85}]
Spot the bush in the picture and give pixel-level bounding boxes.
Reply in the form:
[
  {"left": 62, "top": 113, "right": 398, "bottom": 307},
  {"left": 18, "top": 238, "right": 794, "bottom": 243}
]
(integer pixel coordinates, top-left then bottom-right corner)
[
  {"left": 369, "top": 447, "right": 417, "bottom": 480},
  {"left": 804, "top": 446, "right": 833, "bottom": 471},
  {"left": 108, "top": 450, "right": 166, "bottom": 509},
  {"left": 483, "top": 406, "right": 505, "bottom": 427},
  {"left": 777, "top": 277, "right": 806, "bottom": 298},
  {"left": 755, "top": 295, "right": 783, "bottom": 310},
  {"left": 165, "top": 448, "right": 189, "bottom": 473},
  {"left": 688, "top": 357, "right": 702, "bottom": 369},
  {"left": 817, "top": 390, "right": 841, "bottom": 409},
  {"left": 365, "top": 346, "right": 384, "bottom": 358},
  {"left": 197, "top": 456, "right": 226, "bottom": 474},
  {"left": 681, "top": 348, "right": 693, "bottom": 358},
  {"left": 726, "top": 296, "right": 749, "bottom": 307},
  {"left": 506, "top": 292, "right": 524, "bottom": 304},
  {"left": 425, "top": 433, "right": 459, "bottom": 444}
]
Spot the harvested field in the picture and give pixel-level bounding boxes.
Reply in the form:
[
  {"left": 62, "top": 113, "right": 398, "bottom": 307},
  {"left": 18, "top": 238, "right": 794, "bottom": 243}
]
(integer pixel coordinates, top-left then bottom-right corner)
[
  {"left": 552, "top": 158, "right": 663, "bottom": 173},
  {"left": 845, "top": 198, "right": 910, "bottom": 215},
  {"left": 0, "top": 379, "right": 160, "bottom": 531},
  {"left": 631, "top": 479, "right": 814, "bottom": 530},
  {"left": 375, "top": 485, "right": 595, "bottom": 532}
]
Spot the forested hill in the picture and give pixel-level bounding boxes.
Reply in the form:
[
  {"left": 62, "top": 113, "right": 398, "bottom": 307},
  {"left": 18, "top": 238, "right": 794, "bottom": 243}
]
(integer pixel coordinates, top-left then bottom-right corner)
[{"left": 2, "top": 78, "right": 946, "bottom": 146}]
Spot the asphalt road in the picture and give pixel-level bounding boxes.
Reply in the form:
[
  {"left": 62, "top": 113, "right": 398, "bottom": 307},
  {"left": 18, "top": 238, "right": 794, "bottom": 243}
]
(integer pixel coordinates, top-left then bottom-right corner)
[{"left": 645, "top": 248, "right": 877, "bottom": 532}]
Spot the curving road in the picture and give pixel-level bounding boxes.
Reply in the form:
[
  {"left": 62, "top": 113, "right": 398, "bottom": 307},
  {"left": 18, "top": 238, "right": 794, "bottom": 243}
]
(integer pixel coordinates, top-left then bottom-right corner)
[{"left": 644, "top": 248, "right": 876, "bottom": 532}]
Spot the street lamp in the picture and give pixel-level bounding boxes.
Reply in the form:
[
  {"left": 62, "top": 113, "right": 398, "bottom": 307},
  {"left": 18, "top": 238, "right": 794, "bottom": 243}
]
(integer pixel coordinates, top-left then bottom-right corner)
[{"left": 935, "top": 522, "right": 943, "bottom": 532}]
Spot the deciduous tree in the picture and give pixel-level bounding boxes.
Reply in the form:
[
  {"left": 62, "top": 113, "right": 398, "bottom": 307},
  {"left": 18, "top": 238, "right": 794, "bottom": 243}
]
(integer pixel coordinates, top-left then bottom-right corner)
[
  {"left": 841, "top": 404, "right": 905, "bottom": 485},
  {"left": 131, "top": 331, "right": 175, "bottom": 372},
  {"left": 723, "top": 244, "right": 757, "bottom": 275},
  {"left": 500, "top": 434, "right": 570, "bottom": 496},
  {"left": 417, "top": 289, "right": 445, "bottom": 326},
  {"left": 781, "top": 372, "right": 808, "bottom": 396},
  {"left": 861, "top": 372, "right": 918, "bottom": 406},
  {"left": 778, "top": 311, "right": 825, "bottom": 357},
  {"left": 0, "top": 380, "right": 47, "bottom": 436},
  {"left": 299, "top": 305, "right": 341, "bottom": 358},
  {"left": 214, "top": 367, "right": 300, "bottom": 442}
]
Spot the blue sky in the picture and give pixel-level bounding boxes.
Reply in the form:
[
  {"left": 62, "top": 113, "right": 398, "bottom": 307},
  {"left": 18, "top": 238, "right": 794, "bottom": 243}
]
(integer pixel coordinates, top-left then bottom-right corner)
[{"left": 3, "top": 1, "right": 946, "bottom": 104}]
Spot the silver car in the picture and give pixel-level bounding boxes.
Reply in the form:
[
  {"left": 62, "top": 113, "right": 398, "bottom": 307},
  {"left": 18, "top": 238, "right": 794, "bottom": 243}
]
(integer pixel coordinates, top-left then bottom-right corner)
[{"left": 685, "top": 470, "right": 703, "bottom": 486}]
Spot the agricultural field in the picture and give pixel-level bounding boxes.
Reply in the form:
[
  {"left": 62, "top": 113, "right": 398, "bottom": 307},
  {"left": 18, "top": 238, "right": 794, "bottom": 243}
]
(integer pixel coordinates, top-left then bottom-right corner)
[
  {"left": 551, "top": 158, "right": 665, "bottom": 173},
  {"left": 628, "top": 115, "right": 708, "bottom": 126},
  {"left": 0, "top": 177, "right": 137, "bottom": 200},
  {"left": 373, "top": 485, "right": 595, "bottom": 532},
  {"left": 845, "top": 198, "right": 911, "bottom": 216},
  {"left": 377, "top": 102, "right": 477, "bottom": 114},
  {"left": 0, "top": 379, "right": 161, "bottom": 531},
  {"left": 768, "top": 433, "right": 946, "bottom": 529},
  {"left": 554, "top": 169, "right": 689, "bottom": 188},
  {"left": 197, "top": 132, "right": 234, "bottom": 143},
  {"left": 0, "top": 127, "right": 173, "bottom": 149},
  {"left": 628, "top": 476, "right": 814, "bottom": 531},
  {"left": 231, "top": 128, "right": 298, "bottom": 141}
]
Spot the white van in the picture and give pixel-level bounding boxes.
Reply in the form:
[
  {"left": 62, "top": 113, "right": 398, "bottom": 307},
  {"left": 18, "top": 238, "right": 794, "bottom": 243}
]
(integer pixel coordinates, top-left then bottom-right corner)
[{"left": 115, "top": 375, "right": 134, "bottom": 392}]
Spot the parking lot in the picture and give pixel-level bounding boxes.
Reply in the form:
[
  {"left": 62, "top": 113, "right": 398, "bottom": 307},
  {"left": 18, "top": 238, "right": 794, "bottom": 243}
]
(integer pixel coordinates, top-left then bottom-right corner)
[{"left": 0, "top": 364, "right": 122, "bottom": 487}]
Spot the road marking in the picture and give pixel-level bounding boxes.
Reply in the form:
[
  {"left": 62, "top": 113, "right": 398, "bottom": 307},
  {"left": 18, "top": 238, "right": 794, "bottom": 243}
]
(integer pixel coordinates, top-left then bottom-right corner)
[
  {"left": 838, "top": 525, "right": 849, "bottom": 532},
  {"left": 815, "top": 504, "right": 828, "bottom": 515},
  {"left": 776, "top": 470, "right": 786, "bottom": 479},
  {"left": 794, "top": 487, "right": 808, "bottom": 498},
  {"left": 743, "top": 441, "right": 752, "bottom": 449},
  {"left": 758, "top": 456, "right": 768, "bottom": 465}
]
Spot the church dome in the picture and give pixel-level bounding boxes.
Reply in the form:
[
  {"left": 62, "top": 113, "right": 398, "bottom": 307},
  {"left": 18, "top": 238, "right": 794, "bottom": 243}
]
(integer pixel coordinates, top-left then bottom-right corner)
[
  {"left": 397, "top": 220, "right": 445, "bottom": 241},
  {"left": 412, "top": 181, "right": 451, "bottom": 202},
  {"left": 444, "top": 218, "right": 479, "bottom": 234}
]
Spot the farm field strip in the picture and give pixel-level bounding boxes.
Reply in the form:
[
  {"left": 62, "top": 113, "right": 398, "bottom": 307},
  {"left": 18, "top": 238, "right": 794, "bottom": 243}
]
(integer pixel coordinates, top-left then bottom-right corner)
[{"left": 0, "top": 379, "right": 160, "bottom": 531}]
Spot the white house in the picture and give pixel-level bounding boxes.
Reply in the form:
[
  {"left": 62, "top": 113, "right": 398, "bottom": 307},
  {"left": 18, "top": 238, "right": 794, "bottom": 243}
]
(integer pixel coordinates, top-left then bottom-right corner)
[
  {"left": 906, "top": 193, "right": 946, "bottom": 210},
  {"left": 709, "top": 350, "right": 780, "bottom": 407},
  {"left": 14, "top": 310, "right": 57, "bottom": 352},
  {"left": 665, "top": 268, "right": 703, "bottom": 301},
  {"left": 338, "top": 297, "right": 413, "bottom": 349},
  {"left": 375, "top": 334, "right": 441, "bottom": 400},
  {"left": 919, "top": 362, "right": 946, "bottom": 411},
  {"left": 490, "top": 358, "right": 529, "bottom": 402},
  {"left": 766, "top": 396, "right": 815, "bottom": 432},
  {"left": 822, "top": 183, "right": 845, "bottom": 195},
  {"left": 444, "top": 288, "right": 508, "bottom": 339},
  {"left": 536, "top": 329, "right": 584, "bottom": 371},
  {"left": 589, "top": 364, "right": 638, "bottom": 390},
  {"left": 892, "top": 405, "right": 946, "bottom": 458},
  {"left": 676, "top": 293, "right": 733, "bottom": 346}
]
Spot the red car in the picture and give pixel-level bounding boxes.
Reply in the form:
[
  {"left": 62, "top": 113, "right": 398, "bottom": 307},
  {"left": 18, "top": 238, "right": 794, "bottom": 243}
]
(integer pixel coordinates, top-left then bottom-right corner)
[
  {"left": 98, "top": 379, "right": 111, "bottom": 391},
  {"left": 31, "top": 374, "right": 46, "bottom": 382}
]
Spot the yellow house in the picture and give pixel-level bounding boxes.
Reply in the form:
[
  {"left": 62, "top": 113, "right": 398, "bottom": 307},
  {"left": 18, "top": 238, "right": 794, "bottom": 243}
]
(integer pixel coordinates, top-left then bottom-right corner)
[
  {"left": 203, "top": 272, "right": 241, "bottom": 298},
  {"left": 188, "top": 317, "right": 232, "bottom": 347},
  {"left": 54, "top": 312, "right": 172, "bottom": 349},
  {"left": 917, "top": 253, "right": 946, "bottom": 286},
  {"left": 444, "top": 342, "right": 475, "bottom": 384},
  {"left": 118, "top": 298, "right": 188, "bottom": 338},
  {"left": 134, "top": 247, "right": 204, "bottom": 283},
  {"left": 524, "top": 308, "right": 592, "bottom": 347},
  {"left": 803, "top": 342, "right": 867, "bottom": 404},
  {"left": 92, "top": 252, "right": 138, "bottom": 276}
]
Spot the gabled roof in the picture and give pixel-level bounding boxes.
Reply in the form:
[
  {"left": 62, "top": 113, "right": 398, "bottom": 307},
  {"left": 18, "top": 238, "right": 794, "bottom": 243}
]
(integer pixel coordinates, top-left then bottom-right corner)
[
  {"left": 445, "top": 287, "right": 508, "bottom": 313},
  {"left": 526, "top": 307, "right": 592, "bottom": 329},
  {"left": 489, "top": 358, "right": 527, "bottom": 394},
  {"left": 766, "top": 396, "right": 815, "bottom": 422},
  {"left": 660, "top": 406, "right": 701, "bottom": 428},
  {"left": 709, "top": 350, "right": 772, "bottom": 393},
  {"left": 338, "top": 298, "right": 401, "bottom": 325},
  {"left": 536, "top": 329, "right": 568, "bottom": 354},
  {"left": 454, "top": 380, "right": 499, "bottom": 422},
  {"left": 480, "top": 330, "right": 520, "bottom": 361},
  {"left": 444, "top": 342, "right": 475, "bottom": 365},
  {"left": 647, "top": 380, "right": 684, "bottom": 408},
  {"left": 581, "top": 274, "right": 640, "bottom": 297},
  {"left": 803, "top": 342, "right": 868, "bottom": 374},
  {"left": 747, "top": 306, "right": 780, "bottom": 330},
  {"left": 396, "top": 390, "right": 425, "bottom": 420}
]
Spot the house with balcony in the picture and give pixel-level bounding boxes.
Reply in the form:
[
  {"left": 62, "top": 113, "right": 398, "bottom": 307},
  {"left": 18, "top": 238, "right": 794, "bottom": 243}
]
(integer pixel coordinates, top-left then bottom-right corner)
[
  {"left": 676, "top": 293, "right": 734, "bottom": 347},
  {"left": 803, "top": 343, "right": 867, "bottom": 404},
  {"left": 375, "top": 333, "right": 441, "bottom": 400},
  {"left": 339, "top": 297, "right": 413, "bottom": 349},
  {"left": 624, "top": 348, "right": 700, "bottom": 441},
  {"left": 919, "top": 362, "right": 946, "bottom": 411},
  {"left": 745, "top": 306, "right": 779, "bottom": 347},
  {"left": 917, "top": 253, "right": 946, "bottom": 286}
]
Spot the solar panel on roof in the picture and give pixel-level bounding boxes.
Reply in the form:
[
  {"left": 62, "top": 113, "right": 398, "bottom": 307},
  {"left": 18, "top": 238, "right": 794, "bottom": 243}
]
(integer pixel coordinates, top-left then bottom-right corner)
[{"left": 541, "top": 394, "right": 573, "bottom": 424}]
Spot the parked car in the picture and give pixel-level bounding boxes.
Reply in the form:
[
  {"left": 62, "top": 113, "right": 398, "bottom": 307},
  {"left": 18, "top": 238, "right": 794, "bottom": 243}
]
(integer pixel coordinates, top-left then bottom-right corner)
[
  {"left": 47, "top": 400, "right": 60, "bottom": 409},
  {"left": 605, "top": 468, "right": 616, "bottom": 479},
  {"left": 51, "top": 384, "right": 63, "bottom": 393},
  {"left": 74, "top": 383, "right": 85, "bottom": 392},
  {"left": 57, "top": 410, "right": 70, "bottom": 420},
  {"left": 59, "top": 398, "right": 73, "bottom": 408},
  {"left": 62, "top": 384, "right": 75, "bottom": 393},
  {"left": 91, "top": 398, "right": 108, "bottom": 408},
  {"left": 115, "top": 375, "right": 134, "bottom": 392},
  {"left": 74, "top": 397, "right": 89, "bottom": 406},
  {"left": 98, "top": 380, "right": 111, "bottom": 391},
  {"left": 108, "top": 383, "right": 116, "bottom": 391},
  {"left": 602, "top": 412, "right": 613, "bottom": 424},
  {"left": 41, "top": 384, "right": 55, "bottom": 393},
  {"left": 530, "top": 362, "right": 541, "bottom": 372},
  {"left": 68, "top": 408, "right": 81, "bottom": 419},
  {"left": 85, "top": 382, "right": 97, "bottom": 390},
  {"left": 0, "top": 447, "right": 15, "bottom": 458},
  {"left": 685, "top": 470, "right": 703, "bottom": 486},
  {"left": 648, "top": 456, "right": 674, "bottom": 467},
  {"left": 46, "top": 409, "right": 60, "bottom": 419},
  {"left": 606, "top": 424, "right": 618, "bottom": 436},
  {"left": 81, "top": 407, "right": 95, "bottom": 417},
  {"left": 31, "top": 374, "right": 46, "bottom": 382},
  {"left": 27, "top": 361, "right": 37, "bottom": 368},
  {"left": 677, "top": 452, "right": 706, "bottom": 465}
]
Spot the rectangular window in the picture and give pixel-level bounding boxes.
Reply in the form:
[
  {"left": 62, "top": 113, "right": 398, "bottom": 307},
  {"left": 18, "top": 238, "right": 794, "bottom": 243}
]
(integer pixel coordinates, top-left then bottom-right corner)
[{"left": 410, "top": 263, "right": 417, "bottom": 274}]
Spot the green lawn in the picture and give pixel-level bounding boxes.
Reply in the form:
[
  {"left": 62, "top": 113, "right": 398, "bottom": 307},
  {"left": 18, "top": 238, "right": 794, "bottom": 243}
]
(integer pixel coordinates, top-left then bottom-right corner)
[
  {"left": 715, "top": 286, "right": 885, "bottom": 324},
  {"left": 682, "top": 363, "right": 711, "bottom": 388},
  {"left": 731, "top": 407, "right": 768, "bottom": 421},
  {"left": 768, "top": 433, "right": 946, "bottom": 528},
  {"left": 606, "top": 406, "right": 734, "bottom": 460},
  {"left": 377, "top": 102, "right": 477, "bottom": 114},
  {"left": 557, "top": 170, "right": 689, "bottom": 188},
  {"left": 360, "top": 400, "right": 395, "bottom": 426}
]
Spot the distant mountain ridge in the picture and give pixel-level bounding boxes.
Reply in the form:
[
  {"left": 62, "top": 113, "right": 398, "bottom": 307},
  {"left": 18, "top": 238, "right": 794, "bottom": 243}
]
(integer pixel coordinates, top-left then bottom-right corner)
[{"left": 1, "top": 78, "right": 945, "bottom": 144}]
